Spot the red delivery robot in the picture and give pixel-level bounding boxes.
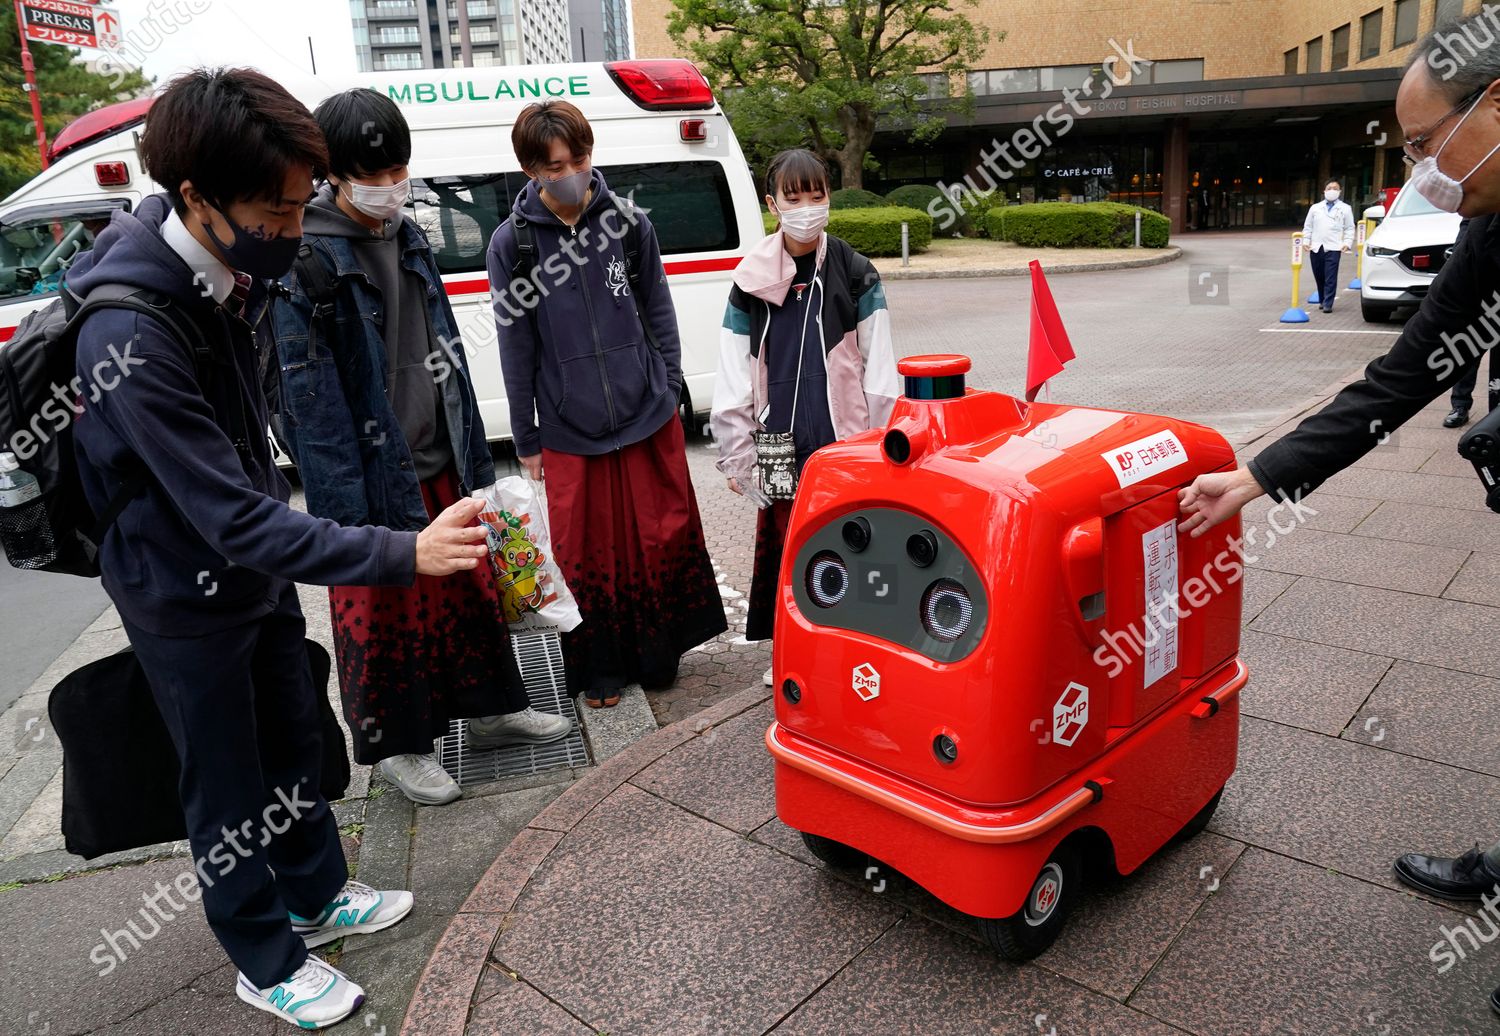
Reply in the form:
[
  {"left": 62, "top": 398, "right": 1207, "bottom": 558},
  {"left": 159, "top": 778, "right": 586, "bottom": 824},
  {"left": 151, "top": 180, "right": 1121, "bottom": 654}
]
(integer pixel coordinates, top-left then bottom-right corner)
[{"left": 766, "top": 354, "right": 1247, "bottom": 960}]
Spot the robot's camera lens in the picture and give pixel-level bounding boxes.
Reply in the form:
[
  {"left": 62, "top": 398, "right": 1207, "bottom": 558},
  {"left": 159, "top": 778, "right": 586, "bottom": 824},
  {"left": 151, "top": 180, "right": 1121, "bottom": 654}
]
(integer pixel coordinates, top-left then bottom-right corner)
[
  {"left": 906, "top": 530, "right": 938, "bottom": 568},
  {"left": 806, "top": 551, "right": 849, "bottom": 607},
  {"left": 842, "top": 517, "right": 871, "bottom": 552},
  {"left": 933, "top": 734, "right": 958, "bottom": 763}
]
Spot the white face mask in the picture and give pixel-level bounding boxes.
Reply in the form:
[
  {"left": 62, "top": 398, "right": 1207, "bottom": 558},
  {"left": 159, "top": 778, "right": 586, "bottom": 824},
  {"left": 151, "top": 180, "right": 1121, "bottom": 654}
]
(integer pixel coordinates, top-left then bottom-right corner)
[
  {"left": 1411, "top": 93, "right": 1500, "bottom": 213},
  {"left": 1324, "top": 189, "right": 1340, "bottom": 202},
  {"left": 341, "top": 178, "right": 410, "bottom": 222},
  {"left": 776, "top": 202, "right": 829, "bottom": 243}
]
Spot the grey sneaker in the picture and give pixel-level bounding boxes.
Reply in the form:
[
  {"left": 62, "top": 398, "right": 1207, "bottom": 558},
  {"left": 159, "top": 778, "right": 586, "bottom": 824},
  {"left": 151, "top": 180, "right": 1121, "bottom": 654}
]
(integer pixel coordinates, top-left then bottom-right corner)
[
  {"left": 235, "top": 956, "right": 364, "bottom": 1029},
  {"left": 467, "top": 708, "right": 571, "bottom": 749},
  {"left": 377, "top": 753, "right": 460, "bottom": 806}
]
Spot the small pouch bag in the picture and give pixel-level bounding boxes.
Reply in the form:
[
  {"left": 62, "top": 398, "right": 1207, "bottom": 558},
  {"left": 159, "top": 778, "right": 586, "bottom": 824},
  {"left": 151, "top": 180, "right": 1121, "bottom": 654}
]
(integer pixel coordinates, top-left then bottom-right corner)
[{"left": 753, "top": 428, "right": 799, "bottom": 501}]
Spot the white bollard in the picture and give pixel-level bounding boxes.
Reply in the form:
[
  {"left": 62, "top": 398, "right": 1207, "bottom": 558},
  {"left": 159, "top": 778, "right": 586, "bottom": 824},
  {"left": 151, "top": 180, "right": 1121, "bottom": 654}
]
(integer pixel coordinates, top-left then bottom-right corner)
[
  {"left": 1134, "top": 209, "right": 1142, "bottom": 248},
  {"left": 901, "top": 222, "right": 910, "bottom": 267}
]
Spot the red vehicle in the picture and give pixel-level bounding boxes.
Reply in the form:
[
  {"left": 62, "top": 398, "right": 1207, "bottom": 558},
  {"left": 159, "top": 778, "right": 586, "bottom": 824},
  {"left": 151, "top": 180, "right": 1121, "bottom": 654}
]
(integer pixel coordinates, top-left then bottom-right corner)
[{"left": 766, "top": 354, "right": 1247, "bottom": 959}]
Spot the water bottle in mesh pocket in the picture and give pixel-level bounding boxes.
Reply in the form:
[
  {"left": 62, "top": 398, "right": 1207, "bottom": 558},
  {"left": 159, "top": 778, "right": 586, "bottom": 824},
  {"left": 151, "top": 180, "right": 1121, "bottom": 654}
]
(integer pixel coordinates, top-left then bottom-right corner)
[{"left": 0, "top": 496, "right": 59, "bottom": 569}]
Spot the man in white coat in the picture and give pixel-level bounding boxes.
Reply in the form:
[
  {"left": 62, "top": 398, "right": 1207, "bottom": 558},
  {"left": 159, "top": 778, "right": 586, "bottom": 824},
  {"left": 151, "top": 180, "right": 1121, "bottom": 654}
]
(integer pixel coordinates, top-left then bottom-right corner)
[{"left": 1302, "top": 179, "right": 1356, "bottom": 313}]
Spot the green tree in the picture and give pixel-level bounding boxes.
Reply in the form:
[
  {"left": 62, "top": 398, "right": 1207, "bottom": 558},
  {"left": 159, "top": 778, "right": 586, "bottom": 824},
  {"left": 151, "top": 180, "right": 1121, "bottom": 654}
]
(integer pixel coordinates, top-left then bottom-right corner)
[
  {"left": 668, "top": 0, "right": 989, "bottom": 190},
  {"left": 0, "top": 7, "right": 150, "bottom": 197}
]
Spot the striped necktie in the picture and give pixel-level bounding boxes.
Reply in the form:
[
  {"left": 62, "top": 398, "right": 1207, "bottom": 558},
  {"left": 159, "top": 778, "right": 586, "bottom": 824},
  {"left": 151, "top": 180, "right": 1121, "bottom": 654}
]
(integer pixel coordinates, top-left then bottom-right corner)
[{"left": 223, "top": 272, "right": 253, "bottom": 318}]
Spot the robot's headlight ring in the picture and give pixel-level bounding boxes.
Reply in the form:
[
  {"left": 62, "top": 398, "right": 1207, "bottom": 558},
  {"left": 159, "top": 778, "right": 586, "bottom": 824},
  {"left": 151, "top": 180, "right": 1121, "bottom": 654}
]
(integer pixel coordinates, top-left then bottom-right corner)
[
  {"left": 806, "top": 551, "right": 850, "bottom": 608},
  {"left": 921, "top": 578, "right": 973, "bottom": 642}
]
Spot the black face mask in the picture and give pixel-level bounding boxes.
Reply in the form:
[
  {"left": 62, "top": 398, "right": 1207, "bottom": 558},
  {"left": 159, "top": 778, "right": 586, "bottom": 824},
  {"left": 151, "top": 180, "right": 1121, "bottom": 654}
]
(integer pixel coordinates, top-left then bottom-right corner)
[{"left": 202, "top": 203, "right": 301, "bottom": 280}]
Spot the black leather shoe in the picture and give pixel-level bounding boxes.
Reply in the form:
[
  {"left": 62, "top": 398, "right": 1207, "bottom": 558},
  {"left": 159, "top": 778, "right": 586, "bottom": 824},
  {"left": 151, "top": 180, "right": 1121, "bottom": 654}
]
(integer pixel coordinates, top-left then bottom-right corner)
[
  {"left": 1444, "top": 407, "right": 1472, "bottom": 428},
  {"left": 1394, "top": 845, "right": 1500, "bottom": 900}
]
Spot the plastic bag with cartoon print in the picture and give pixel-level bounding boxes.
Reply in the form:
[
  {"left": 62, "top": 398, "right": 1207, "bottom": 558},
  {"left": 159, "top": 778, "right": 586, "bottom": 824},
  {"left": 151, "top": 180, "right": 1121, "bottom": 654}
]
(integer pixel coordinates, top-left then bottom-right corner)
[{"left": 471, "top": 476, "right": 582, "bottom": 633}]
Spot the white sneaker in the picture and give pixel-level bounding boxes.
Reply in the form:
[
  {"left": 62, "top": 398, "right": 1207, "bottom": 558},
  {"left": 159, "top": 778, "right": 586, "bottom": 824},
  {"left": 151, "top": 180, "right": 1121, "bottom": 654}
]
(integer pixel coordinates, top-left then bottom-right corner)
[
  {"left": 290, "top": 879, "right": 415, "bottom": 948},
  {"left": 378, "top": 753, "right": 461, "bottom": 806},
  {"left": 467, "top": 707, "right": 572, "bottom": 749},
  {"left": 235, "top": 956, "right": 363, "bottom": 1029},
  {"left": 764, "top": 666, "right": 774, "bottom": 687}
]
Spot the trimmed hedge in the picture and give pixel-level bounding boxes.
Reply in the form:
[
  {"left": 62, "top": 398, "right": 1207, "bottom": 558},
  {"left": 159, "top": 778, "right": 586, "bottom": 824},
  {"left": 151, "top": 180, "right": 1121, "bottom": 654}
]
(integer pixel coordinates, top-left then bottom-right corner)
[
  {"left": 984, "top": 202, "right": 1170, "bottom": 248},
  {"left": 885, "top": 184, "right": 944, "bottom": 212},
  {"left": 830, "top": 188, "right": 886, "bottom": 209},
  {"left": 828, "top": 206, "right": 932, "bottom": 256},
  {"left": 758, "top": 206, "right": 932, "bottom": 256}
]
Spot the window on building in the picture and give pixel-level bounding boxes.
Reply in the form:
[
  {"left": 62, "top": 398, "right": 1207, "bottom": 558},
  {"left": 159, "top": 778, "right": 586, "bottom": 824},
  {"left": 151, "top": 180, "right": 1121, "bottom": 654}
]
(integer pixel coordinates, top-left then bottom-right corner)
[
  {"left": 1306, "top": 37, "right": 1323, "bottom": 72},
  {"left": 966, "top": 68, "right": 1040, "bottom": 96},
  {"left": 472, "top": 49, "right": 496, "bottom": 67},
  {"left": 1149, "top": 58, "right": 1205, "bottom": 84},
  {"left": 379, "top": 51, "right": 424, "bottom": 69},
  {"left": 1393, "top": 0, "right": 1419, "bottom": 45},
  {"left": 1435, "top": 0, "right": 1465, "bottom": 27},
  {"left": 377, "top": 26, "right": 419, "bottom": 44},
  {"left": 1330, "top": 24, "right": 1350, "bottom": 69},
  {"left": 1360, "top": 10, "right": 1383, "bottom": 60},
  {"left": 916, "top": 72, "right": 949, "bottom": 98},
  {"left": 1040, "top": 64, "right": 1099, "bottom": 91},
  {"left": 1284, "top": 48, "right": 1298, "bottom": 74}
]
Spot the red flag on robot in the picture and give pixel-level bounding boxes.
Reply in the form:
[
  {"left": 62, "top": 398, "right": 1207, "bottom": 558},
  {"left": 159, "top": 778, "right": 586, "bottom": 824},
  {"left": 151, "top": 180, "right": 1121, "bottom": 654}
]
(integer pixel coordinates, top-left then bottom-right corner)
[{"left": 1025, "top": 260, "right": 1075, "bottom": 402}]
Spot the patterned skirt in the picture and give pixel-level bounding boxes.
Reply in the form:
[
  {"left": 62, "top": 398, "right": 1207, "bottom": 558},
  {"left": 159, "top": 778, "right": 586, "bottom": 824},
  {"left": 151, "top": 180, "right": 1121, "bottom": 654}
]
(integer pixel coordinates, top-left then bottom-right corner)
[
  {"left": 542, "top": 416, "right": 727, "bottom": 694},
  {"left": 329, "top": 469, "right": 530, "bottom": 764}
]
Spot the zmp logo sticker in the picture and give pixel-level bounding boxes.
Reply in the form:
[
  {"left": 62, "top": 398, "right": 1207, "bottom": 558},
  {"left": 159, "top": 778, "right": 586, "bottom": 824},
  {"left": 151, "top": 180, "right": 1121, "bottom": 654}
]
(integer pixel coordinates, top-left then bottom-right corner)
[
  {"left": 852, "top": 662, "right": 881, "bottom": 701},
  {"left": 1052, "top": 682, "right": 1089, "bottom": 746}
]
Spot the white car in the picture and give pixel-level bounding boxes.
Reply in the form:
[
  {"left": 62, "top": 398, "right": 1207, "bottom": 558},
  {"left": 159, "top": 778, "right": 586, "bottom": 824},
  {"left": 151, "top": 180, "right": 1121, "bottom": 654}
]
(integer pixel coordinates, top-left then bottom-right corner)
[{"left": 1360, "top": 184, "right": 1462, "bottom": 323}]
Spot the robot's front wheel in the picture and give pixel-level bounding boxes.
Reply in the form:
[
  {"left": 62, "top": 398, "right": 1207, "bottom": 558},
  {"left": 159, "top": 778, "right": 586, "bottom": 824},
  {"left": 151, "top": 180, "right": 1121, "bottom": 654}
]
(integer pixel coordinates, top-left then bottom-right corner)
[
  {"left": 976, "top": 845, "right": 1081, "bottom": 962},
  {"left": 799, "top": 831, "right": 866, "bottom": 869},
  {"left": 1173, "top": 785, "right": 1226, "bottom": 844}
]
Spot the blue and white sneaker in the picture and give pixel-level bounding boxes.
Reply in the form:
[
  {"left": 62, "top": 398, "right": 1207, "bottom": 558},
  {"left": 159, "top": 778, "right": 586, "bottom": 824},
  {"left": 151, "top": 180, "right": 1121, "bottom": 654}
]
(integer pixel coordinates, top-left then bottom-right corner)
[
  {"left": 290, "top": 880, "right": 414, "bottom": 949},
  {"left": 235, "top": 956, "right": 363, "bottom": 1029}
]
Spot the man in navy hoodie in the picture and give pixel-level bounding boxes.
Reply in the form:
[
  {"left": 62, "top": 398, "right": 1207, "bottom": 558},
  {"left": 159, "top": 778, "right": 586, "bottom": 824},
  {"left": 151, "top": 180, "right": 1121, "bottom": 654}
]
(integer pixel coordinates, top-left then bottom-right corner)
[{"left": 69, "top": 68, "right": 490, "bottom": 1030}]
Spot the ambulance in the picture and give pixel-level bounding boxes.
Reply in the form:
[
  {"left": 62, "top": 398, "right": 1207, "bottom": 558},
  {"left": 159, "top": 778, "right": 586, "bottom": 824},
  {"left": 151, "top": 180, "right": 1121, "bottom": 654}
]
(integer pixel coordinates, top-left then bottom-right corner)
[{"left": 0, "top": 59, "right": 762, "bottom": 443}]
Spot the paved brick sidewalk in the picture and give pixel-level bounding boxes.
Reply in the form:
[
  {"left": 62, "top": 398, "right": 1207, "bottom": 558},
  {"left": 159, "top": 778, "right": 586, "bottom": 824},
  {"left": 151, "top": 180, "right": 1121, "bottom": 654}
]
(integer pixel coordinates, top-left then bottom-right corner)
[
  {"left": 398, "top": 386, "right": 1500, "bottom": 1036},
  {"left": 1, "top": 229, "right": 1457, "bottom": 1035}
]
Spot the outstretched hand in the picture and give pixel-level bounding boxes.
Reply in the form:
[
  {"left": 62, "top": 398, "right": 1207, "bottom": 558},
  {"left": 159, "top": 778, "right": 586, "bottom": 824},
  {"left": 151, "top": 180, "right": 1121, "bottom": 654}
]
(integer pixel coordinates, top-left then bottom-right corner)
[
  {"left": 1177, "top": 466, "right": 1266, "bottom": 537},
  {"left": 415, "top": 498, "right": 490, "bottom": 576}
]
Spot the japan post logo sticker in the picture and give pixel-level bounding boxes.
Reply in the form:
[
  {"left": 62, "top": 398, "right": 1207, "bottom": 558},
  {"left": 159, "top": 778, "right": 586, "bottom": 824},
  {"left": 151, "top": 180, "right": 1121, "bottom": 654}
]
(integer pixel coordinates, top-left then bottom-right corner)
[{"left": 1103, "top": 430, "right": 1187, "bottom": 488}]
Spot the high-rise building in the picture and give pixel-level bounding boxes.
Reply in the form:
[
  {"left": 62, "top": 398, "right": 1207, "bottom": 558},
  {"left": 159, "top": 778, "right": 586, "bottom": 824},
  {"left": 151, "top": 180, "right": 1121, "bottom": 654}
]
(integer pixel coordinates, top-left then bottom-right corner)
[{"left": 351, "top": 0, "right": 632, "bottom": 72}]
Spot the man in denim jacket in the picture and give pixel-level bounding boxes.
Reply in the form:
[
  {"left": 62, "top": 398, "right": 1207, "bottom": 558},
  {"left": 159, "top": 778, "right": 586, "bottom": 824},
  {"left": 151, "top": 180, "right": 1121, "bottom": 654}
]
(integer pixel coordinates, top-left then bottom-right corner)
[{"left": 268, "top": 89, "right": 568, "bottom": 809}]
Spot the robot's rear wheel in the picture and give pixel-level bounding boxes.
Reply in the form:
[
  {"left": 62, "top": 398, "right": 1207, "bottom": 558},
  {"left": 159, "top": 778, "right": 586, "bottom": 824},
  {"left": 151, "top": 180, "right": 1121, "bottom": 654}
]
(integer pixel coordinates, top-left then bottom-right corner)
[
  {"left": 976, "top": 844, "right": 1081, "bottom": 962},
  {"left": 800, "top": 831, "right": 866, "bottom": 869}
]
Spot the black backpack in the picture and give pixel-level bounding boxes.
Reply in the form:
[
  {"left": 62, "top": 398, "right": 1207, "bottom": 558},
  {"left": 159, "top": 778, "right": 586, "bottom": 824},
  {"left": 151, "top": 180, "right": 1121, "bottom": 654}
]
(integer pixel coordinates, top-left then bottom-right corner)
[{"left": 0, "top": 284, "right": 202, "bottom": 577}]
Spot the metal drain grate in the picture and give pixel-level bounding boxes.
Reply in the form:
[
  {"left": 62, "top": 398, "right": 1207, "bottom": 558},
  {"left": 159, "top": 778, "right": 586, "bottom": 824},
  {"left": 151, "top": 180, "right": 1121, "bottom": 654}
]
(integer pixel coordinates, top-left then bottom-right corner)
[{"left": 434, "top": 630, "right": 590, "bottom": 786}]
